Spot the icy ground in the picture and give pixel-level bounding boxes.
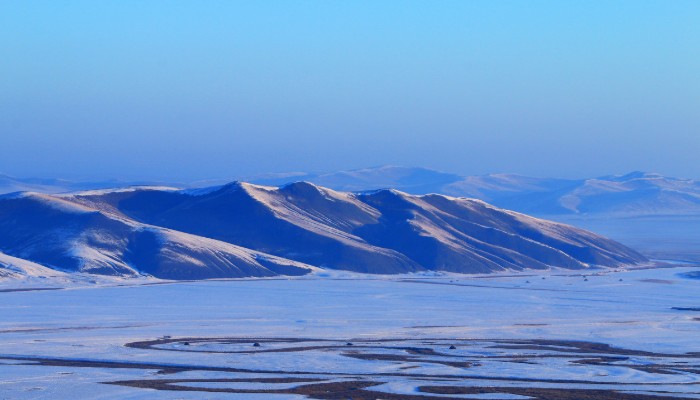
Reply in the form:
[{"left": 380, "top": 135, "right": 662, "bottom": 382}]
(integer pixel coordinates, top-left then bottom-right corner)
[{"left": 1, "top": 266, "right": 700, "bottom": 399}]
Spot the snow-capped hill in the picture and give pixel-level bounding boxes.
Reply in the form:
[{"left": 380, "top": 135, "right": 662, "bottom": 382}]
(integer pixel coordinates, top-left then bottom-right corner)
[
  {"left": 51, "top": 181, "right": 420, "bottom": 274},
  {"left": 83, "top": 182, "right": 646, "bottom": 272},
  {"left": 0, "top": 179, "right": 648, "bottom": 279}
]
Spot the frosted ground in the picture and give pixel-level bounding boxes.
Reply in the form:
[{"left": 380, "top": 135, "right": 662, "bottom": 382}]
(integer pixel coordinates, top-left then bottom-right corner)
[{"left": 1, "top": 265, "right": 700, "bottom": 399}]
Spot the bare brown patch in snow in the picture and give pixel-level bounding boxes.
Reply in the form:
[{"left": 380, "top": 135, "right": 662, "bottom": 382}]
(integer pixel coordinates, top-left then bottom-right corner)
[{"left": 639, "top": 279, "right": 675, "bottom": 284}]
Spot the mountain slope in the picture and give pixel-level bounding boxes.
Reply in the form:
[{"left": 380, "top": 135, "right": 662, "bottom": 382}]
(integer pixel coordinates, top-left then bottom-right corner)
[
  {"left": 0, "top": 192, "right": 315, "bottom": 279},
  {"left": 353, "top": 190, "right": 646, "bottom": 272}
]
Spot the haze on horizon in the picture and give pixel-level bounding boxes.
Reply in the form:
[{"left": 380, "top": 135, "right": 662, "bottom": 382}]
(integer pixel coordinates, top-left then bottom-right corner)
[{"left": 1, "top": 1, "right": 699, "bottom": 182}]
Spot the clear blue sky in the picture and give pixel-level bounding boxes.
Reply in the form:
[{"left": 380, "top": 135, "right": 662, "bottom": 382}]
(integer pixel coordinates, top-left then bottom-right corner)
[{"left": 1, "top": 1, "right": 698, "bottom": 181}]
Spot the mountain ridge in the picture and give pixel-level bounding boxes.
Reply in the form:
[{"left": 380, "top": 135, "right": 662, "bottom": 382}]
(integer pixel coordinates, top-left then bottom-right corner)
[{"left": 0, "top": 180, "right": 647, "bottom": 280}]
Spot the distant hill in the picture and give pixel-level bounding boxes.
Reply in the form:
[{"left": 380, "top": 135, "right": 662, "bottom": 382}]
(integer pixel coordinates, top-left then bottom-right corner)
[
  {"left": 443, "top": 171, "right": 700, "bottom": 216},
  {"left": 0, "top": 174, "right": 156, "bottom": 196},
  {"left": 0, "top": 182, "right": 647, "bottom": 280},
  {"left": 247, "top": 166, "right": 464, "bottom": 194}
]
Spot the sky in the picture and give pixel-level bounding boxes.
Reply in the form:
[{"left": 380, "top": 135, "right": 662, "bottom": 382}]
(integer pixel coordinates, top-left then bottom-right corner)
[{"left": 1, "top": 1, "right": 699, "bottom": 181}]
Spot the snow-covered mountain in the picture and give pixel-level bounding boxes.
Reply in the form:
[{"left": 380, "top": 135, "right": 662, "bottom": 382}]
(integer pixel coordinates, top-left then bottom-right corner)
[
  {"left": 0, "top": 182, "right": 647, "bottom": 280},
  {"left": 247, "top": 167, "right": 700, "bottom": 216}
]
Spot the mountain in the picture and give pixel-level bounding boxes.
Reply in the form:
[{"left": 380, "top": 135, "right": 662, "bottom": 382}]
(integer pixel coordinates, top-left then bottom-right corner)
[
  {"left": 249, "top": 167, "right": 700, "bottom": 216},
  {"left": 0, "top": 182, "right": 647, "bottom": 280},
  {"left": 0, "top": 191, "right": 315, "bottom": 280}
]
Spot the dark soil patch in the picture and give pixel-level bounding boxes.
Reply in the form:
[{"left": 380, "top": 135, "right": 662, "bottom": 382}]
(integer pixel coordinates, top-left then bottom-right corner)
[
  {"left": 0, "top": 287, "right": 61, "bottom": 293},
  {"left": 639, "top": 279, "right": 675, "bottom": 284},
  {"left": 112, "top": 378, "right": 696, "bottom": 400},
  {"left": 419, "top": 385, "right": 697, "bottom": 400},
  {"left": 0, "top": 324, "right": 148, "bottom": 334},
  {"left": 343, "top": 353, "right": 474, "bottom": 369}
]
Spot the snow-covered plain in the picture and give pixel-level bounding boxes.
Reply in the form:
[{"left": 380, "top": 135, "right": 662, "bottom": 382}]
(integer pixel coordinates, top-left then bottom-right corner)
[{"left": 1, "top": 266, "right": 700, "bottom": 399}]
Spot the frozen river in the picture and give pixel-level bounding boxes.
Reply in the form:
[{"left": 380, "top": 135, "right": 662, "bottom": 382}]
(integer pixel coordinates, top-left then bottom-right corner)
[{"left": 1, "top": 266, "right": 700, "bottom": 399}]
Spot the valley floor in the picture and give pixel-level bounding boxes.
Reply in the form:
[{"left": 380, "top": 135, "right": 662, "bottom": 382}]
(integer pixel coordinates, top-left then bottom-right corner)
[{"left": 1, "top": 266, "right": 700, "bottom": 399}]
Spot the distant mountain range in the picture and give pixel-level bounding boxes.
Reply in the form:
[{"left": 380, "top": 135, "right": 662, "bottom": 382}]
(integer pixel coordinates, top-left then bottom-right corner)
[
  {"left": 0, "top": 182, "right": 646, "bottom": 280},
  {"left": 246, "top": 167, "right": 700, "bottom": 217},
  {"left": 0, "top": 174, "right": 155, "bottom": 196}
]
